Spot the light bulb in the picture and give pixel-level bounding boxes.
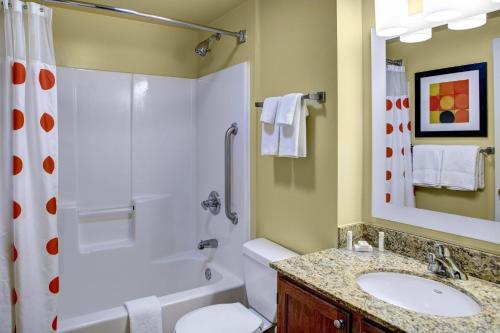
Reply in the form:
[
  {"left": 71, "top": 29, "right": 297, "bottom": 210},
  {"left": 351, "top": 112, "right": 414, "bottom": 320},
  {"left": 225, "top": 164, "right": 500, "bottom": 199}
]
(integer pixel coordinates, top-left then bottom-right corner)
[
  {"left": 448, "top": 14, "right": 487, "bottom": 30},
  {"left": 423, "top": 0, "right": 462, "bottom": 22},
  {"left": 400, "top": 28, "right": 432, "bottom": 43},
  {"left": 375, "top": 0, "right": 409, "bottom": 37}
]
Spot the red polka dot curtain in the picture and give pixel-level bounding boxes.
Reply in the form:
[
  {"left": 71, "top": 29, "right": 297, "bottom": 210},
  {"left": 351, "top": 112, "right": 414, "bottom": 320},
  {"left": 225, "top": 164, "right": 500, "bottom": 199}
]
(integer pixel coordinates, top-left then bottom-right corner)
[
  {"left": 0, "top": 1, "right": 59, "bottom": 332},
  {"left": 385, "top": 65, "right": 415, "bottom": 207}
]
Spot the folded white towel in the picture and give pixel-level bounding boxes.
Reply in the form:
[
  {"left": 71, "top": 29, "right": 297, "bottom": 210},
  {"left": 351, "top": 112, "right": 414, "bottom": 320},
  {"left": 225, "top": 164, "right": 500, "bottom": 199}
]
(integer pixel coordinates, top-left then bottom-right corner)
[
  {"left": 260, "top": 97, "right": 281, "bottom": 156},
  {"left": 260, "top": 97, "right": 281, "bottom": 124},
  {"left": 125, "top": 296, "right": 163, "bottom": 333},
  {"left": 412, "top": 145, "right": 443, "bottom": 188},
  {"left": 441, "top": 145, "right": 483, "bottom": 191},
  {"left": 278, "top": 96, "right": 308, "bottom": 158},
  {"left": 276, "top": 93, "right": 302, "bottom": 126}
]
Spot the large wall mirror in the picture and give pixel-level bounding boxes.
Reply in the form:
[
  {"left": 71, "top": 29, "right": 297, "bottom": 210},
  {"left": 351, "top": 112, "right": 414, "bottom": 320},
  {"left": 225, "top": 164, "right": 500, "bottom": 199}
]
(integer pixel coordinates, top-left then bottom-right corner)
[{"left": 371, "top": 11, "right": 500, "bottom": 244}]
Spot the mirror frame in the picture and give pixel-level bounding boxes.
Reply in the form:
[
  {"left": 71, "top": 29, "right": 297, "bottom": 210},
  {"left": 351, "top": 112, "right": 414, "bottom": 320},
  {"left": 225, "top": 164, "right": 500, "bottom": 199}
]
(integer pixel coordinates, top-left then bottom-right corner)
[{"left": 371, "top": 29, "right": 500, "bottom": 244}]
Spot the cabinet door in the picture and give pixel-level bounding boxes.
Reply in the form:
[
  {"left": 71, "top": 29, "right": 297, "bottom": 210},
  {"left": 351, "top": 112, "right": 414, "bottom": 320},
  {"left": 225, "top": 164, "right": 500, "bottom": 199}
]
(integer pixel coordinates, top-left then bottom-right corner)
[
  {"left": 278, "top": 276, "right": 350, "bottom": 333},
  {"left": 360, "top": 320, "right": 390, "bottom": 333}
]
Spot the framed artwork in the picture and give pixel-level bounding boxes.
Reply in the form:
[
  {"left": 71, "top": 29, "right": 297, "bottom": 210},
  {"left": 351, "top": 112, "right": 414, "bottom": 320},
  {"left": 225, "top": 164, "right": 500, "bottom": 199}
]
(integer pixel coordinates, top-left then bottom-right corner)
[{"left": 415, "top": 62, "right": 487, "bottom": 137}]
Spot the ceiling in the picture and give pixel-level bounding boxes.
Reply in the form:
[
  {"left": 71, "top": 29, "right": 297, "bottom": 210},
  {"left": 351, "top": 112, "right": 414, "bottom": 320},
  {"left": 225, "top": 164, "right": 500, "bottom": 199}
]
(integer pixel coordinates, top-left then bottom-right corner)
[{"left": 64, "top": 0, "right": 249, "bottom": 24}]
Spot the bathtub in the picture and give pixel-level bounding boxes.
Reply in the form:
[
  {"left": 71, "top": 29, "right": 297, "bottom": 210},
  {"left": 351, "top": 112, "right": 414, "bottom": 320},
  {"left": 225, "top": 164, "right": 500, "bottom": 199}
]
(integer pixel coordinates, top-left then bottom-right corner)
[{"left": 59, "top": 253, "right": 246, "bottom": 333}]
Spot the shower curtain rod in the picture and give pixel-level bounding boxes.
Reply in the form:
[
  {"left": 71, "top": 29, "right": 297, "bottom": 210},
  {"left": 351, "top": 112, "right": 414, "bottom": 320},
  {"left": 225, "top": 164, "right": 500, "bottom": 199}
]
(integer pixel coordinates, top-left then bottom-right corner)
[{"left": 35, "top": 0, "right": 247, "bottom": 43}]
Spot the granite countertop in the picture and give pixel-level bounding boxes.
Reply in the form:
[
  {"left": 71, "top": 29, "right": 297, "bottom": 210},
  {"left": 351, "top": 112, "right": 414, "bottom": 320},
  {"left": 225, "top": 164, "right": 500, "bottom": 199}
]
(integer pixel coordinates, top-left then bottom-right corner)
[{"left": 271, "top": 248, "right": 500, "bottom": 333}]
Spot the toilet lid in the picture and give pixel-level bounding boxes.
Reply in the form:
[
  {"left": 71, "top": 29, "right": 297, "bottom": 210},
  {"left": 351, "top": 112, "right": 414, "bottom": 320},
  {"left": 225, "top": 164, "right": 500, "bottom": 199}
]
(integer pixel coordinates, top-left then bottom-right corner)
[{"left": 175, "top": 303, "right": 263, "bottom": 333}]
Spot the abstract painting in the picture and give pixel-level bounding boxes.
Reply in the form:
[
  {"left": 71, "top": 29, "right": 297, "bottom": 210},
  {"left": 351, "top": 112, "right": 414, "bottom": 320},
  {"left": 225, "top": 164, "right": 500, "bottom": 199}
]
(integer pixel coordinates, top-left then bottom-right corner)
[{"left": 415, "top": 63, "right": 486, "bottom": 137}]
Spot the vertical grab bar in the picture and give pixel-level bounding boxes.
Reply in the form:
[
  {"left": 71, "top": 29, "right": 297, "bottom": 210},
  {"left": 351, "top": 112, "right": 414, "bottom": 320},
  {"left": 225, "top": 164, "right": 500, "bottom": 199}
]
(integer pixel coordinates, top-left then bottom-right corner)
[{"left": 225, "top": 123, "right": 238, "bottom": 225}]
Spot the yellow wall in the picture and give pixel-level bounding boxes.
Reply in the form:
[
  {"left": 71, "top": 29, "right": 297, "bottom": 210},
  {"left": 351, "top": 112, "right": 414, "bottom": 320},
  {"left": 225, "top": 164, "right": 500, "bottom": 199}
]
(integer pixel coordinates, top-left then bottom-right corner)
[
  {"left": 198, "top": 0, "right": 339, "bottom": 254},
  {"left": 362, "top": 0, "right": 500, "bottom": 254},
  {"left": 386, "top": 17, "right": 500, "bottom": 220},
  {"left": 255, "top": 0, "right": 338, "bottom": 254},
  {"left": 337, "top": 0, "right": 364, "bottom": 227},
  {"left": 52, "top": 7, "right": 199, "bottom": 78}
]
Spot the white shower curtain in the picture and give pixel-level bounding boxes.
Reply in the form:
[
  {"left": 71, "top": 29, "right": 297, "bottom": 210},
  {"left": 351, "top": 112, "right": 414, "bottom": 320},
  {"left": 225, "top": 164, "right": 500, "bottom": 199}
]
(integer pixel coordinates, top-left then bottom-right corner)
[
  {"left": 385, "top": 65, "right": 415, "bottom": 207},
  {"left": 0, "top": 1, "right": 59, "bottom": 332}
]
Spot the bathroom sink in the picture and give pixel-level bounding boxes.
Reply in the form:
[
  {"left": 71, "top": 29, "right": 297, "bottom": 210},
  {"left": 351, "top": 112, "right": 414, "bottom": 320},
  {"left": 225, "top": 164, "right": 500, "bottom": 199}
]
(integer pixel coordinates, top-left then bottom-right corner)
[{"left": 357, "top": 272, "right": 481, "bottom": 317}]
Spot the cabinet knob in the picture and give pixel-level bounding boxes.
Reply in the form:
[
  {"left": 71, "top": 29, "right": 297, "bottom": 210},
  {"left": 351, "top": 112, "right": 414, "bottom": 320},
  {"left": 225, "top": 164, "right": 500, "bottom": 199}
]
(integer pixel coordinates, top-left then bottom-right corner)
[{"left": 334, "top": 319, "right": 344, "bottom": 329}]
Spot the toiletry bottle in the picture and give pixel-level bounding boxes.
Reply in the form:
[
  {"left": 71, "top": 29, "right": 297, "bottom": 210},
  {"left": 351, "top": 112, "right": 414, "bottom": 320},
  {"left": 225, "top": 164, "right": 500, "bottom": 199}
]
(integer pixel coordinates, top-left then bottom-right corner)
[
  {"left": 347, "top": 231, "right": 353, "bottom": 250},
  {"left": 378, "top": 231, "right": 384, "bottom": 252}
]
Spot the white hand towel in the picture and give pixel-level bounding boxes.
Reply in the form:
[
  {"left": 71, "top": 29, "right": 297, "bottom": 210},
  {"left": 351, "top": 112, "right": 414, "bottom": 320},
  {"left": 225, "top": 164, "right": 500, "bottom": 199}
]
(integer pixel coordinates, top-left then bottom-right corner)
[
  {"left": 260, "top": 96, "right": 281, "bottom": 124},
  {"left": 260, "top": 97, "right": 281, "bottom": 156},
  {"left": 125, "top": 296, "right": 163, "bottom": 333},
  {"left": 278, "top": 96, "right": 309, "bottom": 158},
  {"left": 441, "top": 145, "right": 482, "bottom": 191},
  {"left": 412, "top": 145, "right": 443, "bottom": 188},
  {"left": 276, "top": 93, "right": 302, "bottom": 126}
]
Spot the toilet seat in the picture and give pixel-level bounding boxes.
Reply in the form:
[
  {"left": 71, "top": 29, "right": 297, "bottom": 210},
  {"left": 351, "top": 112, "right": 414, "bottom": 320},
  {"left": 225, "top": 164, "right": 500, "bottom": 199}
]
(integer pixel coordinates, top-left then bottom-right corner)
[{"left": 175, "top": 303, "right": 263, "bottom": 333}]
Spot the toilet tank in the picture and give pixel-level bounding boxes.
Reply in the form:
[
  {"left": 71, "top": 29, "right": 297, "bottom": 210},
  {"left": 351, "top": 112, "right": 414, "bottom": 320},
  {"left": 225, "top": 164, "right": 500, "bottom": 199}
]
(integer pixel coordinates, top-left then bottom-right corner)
[{"left": 242, "top": 238, "right": 297, "bottom": 322}]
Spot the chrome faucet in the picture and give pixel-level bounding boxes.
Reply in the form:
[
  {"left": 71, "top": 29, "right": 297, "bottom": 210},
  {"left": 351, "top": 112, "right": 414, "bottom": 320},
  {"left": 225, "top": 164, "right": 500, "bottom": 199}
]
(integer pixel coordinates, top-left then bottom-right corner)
[
  {"left": 427, "top": 244, "right": 468, "bottom": 280},
  {"left": 198, "top": 239, "right": 218, "bottom": 250}
]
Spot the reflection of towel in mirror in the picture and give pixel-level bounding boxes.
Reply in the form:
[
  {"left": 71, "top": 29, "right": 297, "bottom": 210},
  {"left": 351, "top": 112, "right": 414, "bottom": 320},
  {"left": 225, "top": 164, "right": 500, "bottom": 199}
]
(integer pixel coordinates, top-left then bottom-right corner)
[
  {"left": 412, "top": 145, "right": 444, "bottom": 188},
  {"left": 441, "top": 146, "right": 484, "bottom": 191}
]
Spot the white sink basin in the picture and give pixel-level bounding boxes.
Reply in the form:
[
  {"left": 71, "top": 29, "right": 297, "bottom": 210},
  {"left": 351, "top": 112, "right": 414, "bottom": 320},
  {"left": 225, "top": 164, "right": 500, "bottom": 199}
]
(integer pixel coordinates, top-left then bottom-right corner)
[{"left": 357, "top": 272, "right": 481, "bottom": 317}]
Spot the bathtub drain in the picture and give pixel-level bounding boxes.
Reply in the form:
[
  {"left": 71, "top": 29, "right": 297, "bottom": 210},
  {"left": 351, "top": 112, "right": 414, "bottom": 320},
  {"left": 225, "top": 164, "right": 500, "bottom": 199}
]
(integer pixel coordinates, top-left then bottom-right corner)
[{"left": 205, "top": 268, "right": 212, "bottom": 281}]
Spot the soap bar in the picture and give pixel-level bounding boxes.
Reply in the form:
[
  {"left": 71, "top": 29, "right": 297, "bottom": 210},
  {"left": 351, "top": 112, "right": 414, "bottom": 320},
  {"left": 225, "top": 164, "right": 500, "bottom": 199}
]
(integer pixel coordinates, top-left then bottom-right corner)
[{"left": 354, "top": 242, "right": 373, "bottom": 252}]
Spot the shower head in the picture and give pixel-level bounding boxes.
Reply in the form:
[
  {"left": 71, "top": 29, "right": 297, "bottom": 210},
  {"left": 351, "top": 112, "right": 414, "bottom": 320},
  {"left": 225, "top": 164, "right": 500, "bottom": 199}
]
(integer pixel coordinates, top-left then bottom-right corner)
[{"left": 195, "top": 33, "right": 221, "bottom": 56}]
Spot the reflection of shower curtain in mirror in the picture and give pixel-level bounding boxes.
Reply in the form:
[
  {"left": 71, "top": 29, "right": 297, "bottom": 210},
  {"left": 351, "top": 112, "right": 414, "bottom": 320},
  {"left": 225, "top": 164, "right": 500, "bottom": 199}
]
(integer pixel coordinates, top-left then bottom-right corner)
[
  {"left": 0, "top": 1, "right": 59, "bottom": 332},
  {"left": 385, "top": 65, "right": 415, "bottom": 207}
]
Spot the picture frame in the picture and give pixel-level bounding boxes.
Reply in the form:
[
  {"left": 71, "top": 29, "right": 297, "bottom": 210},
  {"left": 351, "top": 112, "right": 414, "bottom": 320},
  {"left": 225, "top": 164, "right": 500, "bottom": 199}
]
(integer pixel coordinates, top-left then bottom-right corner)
[{"left": 415, "top": 62, "right": 487, "bottom": 137}]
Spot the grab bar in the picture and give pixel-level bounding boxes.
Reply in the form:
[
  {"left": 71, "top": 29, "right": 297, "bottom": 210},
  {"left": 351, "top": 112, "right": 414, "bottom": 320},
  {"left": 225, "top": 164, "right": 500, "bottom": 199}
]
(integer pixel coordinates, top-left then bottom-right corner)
[{"left": 224, "top": 123, "right": 238, "bottom": 225}]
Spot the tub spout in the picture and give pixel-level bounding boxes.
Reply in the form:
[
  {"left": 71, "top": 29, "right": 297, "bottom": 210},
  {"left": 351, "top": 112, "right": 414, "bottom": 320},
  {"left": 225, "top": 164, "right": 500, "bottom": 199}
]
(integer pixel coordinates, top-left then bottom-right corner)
[{"left": 198, "top": 239, "right": 218, "bottom": 250}]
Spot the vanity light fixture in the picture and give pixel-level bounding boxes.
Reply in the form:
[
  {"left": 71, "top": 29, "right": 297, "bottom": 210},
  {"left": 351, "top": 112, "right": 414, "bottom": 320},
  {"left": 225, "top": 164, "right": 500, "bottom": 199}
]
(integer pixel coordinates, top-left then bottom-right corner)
[
  {"left": 423, "top": 0, "right": 462, "bottom": 22},
  {"left": 400, "top": 28, "right": 432, "bottom": 43},
  {"left": 448, "top": 13, "right": 487, "bottom": 30},
  {"left": 375, "top": 0, "right": 409, "bottom": 37}
]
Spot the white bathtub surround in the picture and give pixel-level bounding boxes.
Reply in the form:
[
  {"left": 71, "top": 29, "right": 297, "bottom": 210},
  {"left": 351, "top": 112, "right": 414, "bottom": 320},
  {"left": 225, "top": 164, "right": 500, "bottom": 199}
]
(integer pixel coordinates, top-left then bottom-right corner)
[
  {"left": 260, "top": 96, "right": 281, "bottom": 156},
  {"left": 124, "top": 296, "right": 163, "bottom": 333},
  {"left": 57, "top": 63, "right": 250, "bottom": 332},
  {"left": 0, "top": 1, "right": 59, "bottom": 332}
]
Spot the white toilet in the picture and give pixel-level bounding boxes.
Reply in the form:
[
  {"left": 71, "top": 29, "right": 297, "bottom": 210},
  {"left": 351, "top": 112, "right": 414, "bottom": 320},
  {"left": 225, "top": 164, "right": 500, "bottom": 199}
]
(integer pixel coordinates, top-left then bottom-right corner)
[{"left": 175, "top": 238, "right": 297, "bottom": 333}]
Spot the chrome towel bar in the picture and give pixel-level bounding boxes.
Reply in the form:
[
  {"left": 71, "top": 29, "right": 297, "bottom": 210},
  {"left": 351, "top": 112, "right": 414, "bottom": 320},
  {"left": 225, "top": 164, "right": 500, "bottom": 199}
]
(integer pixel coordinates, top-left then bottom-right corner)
[
  {"left": 410, "top": 145, "right": 495, "bottom": 155},
  {"left": 480, "top": 147, "right": 495, "bottom": 155},
  {"left": 254, "top": 91, "right": 326, "bottom": 108}
]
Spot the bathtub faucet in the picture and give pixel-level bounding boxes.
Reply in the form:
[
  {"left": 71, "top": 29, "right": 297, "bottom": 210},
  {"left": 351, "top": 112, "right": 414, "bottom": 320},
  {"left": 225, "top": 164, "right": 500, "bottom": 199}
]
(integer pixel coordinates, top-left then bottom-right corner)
[{"left": 198, "top": 239, "right": 218, "bottom": 250}]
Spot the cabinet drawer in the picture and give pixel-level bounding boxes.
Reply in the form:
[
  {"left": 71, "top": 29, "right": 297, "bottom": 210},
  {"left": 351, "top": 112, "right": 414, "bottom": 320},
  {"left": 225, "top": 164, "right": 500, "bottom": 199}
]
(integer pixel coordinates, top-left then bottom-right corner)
[
  {"left": 278, "top": 276, "right": 350, "bottom": 333},
  {"left": 360, "top": 320, "right": 390, "bottom": 333}
]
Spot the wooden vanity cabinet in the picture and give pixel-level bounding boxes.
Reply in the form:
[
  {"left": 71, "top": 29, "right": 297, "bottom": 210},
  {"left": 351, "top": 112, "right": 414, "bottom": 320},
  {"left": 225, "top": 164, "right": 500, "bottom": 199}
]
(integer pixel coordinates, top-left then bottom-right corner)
[{"left": 277, "top": 274, "right": 393, "bottom": 333}]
